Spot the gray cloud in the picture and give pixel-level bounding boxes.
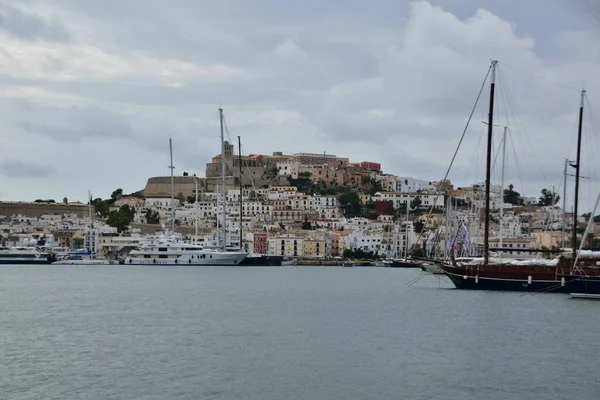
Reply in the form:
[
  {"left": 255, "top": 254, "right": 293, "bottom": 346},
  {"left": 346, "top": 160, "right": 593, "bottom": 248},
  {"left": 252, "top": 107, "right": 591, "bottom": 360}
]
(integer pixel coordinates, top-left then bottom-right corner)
[
  {"left": 18, "top": 104, "right": 135, "bottom": 141},
  {"left": 0, "top": 4, "right": 70, "bottom": 42},
  {"left": 0, "top": 159, "right": 57, "bottom": 178},
  {"left": 0, "top": 0, "right": 599, "bottom": 209}
]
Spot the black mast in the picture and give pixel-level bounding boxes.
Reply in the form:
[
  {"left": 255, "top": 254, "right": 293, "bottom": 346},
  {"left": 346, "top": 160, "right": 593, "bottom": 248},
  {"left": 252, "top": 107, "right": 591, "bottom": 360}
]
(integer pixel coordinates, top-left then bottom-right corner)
[
  {"left": 572, "top": 90, "right": 585, "bottom": 257},
  {"left": 238, "top": 135, "right": 243, "bottom": 251},
  {"left": 484, "top": 60, "right": 498, "bottom": 265}
]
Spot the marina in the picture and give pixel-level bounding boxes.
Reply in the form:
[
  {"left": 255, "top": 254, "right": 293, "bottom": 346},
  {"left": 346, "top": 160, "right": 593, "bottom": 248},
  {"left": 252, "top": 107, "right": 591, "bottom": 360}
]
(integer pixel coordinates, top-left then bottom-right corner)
[{"left": 2, "top": 1, "right": 600, "bottom": 400}]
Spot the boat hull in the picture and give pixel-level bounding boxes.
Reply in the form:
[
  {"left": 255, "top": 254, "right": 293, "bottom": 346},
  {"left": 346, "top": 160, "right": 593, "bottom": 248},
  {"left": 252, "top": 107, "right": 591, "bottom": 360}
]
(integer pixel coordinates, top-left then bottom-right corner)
[
  {"left": 0, "top": 259, "right": 54, "bottom": 265},
  {"left": 125, "top": 251, "right": 247, "bottom": 266},
  {"left": 444, "top": 269, "right": 568, "bottom": 292},
  {"left": 561, "top": 274, "right": 600, "bottom": 295},
  {"left": 386, "top": 260, "right": 421, "bottom": 268},
  {"left": 441, "top": 263, "right": 572, "bottom": 293},
  {"left": 52, "top": 260, "right": 113, "bottom": 265},
  {"left": 238, "top": 255, "right": 283, "bottom": 266}
]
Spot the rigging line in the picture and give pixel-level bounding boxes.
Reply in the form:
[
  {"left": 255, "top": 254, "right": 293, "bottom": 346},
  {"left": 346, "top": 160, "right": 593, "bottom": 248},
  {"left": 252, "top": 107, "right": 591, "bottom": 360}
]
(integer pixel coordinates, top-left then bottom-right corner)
[
  {"left": 508, "top": 133, "right": 527, "bottom": 206},
  {"left": 499, "top": 67, "right": 550, "bottom": 193},
  {"left": 222, "top": 115, "right": 234, "bottom": 144},
  {"left": 583, "top": 94, "right": 600, "bottom": 182},
  {"left": 498, "top": 68, "right": 537, "bottom": 186},
  {"left": 463, "top": 130, "right": 483, "bottom": 188},
  {"left": 411, "top": 64, "right": 492, "bottom": 252},
  {"left": 501, "top": 61, "right": 581, "bottom": 93},
  {"left": 239, "top": 143, "right": 257, "bottom": 191},
  {"left": 582, "top": 109, "right": 595, "bottom": 210},
  {"left": 497, "top": 72, "right": 526, "bottom": 197}
]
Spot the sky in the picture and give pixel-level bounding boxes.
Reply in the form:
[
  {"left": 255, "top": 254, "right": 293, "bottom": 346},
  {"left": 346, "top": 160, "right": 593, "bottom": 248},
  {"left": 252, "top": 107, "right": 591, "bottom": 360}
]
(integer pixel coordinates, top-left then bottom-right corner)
[{"left": 1, "top": 0, "right": 600, "bottom": 210}]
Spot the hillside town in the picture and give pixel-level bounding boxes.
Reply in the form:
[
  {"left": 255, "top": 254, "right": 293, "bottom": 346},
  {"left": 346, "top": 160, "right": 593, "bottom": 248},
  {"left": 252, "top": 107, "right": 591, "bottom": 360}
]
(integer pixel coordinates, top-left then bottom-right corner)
[{"left": 0, "top": 143, "right": 594, "bottom": 261}]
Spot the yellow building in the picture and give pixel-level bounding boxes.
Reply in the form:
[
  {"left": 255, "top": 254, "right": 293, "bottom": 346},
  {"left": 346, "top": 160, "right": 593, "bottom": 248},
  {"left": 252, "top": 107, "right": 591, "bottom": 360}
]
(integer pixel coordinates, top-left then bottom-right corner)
[
  {"left": 303, "top": 238, "right": 328, "bottom": 258},
  {"left": 52, "top": 229, "right": 84, "bottom": 250},
  {"left": 418, "top": 214, "right": 445, "bottom": 229},
  {"left": 531, "top": 231, "right": 565, "bottom": 249},
  {"left": 380, "top": 176, "right": 399, "bottom": 192},
  {"left": 311, "top": 165, "right": 344, "bottom": 186}
]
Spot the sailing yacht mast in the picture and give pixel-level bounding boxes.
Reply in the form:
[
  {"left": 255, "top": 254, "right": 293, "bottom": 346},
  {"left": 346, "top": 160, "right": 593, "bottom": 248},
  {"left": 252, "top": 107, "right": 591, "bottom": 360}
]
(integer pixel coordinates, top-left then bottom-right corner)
[
  {"left": 404, "top": 202, "right": 409, "bottom": 261},
  {"left": 88, "top": 189, "right": 93, "bottom": 257},
  {"left": 168, "top": 138, "right": 176, "bottom": 233},
  {"left": 483, "top": 60, "right": 498, "bottom": 265},
  {"left": 572, "top": 90, "right": 585, "bottom": 257},
  {"left": 194, "top": 179, "right": 198, "bottom": 244},
  {"left": 219, "top": 108, "right": 227, "bottom": 251},
  {"left": 238, "top": 136, "right": 243, "bottom": 251}
]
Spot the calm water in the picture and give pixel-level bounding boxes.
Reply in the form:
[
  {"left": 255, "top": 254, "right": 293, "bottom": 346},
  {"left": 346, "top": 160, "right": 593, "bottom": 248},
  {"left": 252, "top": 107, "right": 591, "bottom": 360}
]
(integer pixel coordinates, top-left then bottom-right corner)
[{"left": 2, "top": 265, "right": 599, "bottom": 400}]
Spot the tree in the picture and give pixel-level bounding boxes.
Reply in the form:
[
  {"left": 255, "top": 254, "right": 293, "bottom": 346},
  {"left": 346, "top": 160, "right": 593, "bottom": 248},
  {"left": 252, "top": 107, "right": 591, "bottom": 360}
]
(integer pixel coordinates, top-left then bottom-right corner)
[
  {"left": 394, "top": 202, "right": 407, "bottom": 216},
  {"left": 111, "top": 188, "right": 123, "bottom": 199},
  {"left": 108, "top": 188, "right": 123, "bottom": 205},
  {"left": 183, "top": 171, "right": 188, "bottom": 176},
  {"left": 120, "top": 204, "right": 135, "bottom": 220},
  {"left": 411, "top": 248, "right": 426, "bottom": 258},
  {"left": 410, "top": 196, "right": 422, "bottom": 211},
  {"left": 106, "top": 209, "right": 133, "bottom": 232},
  {"left": 503, "top": 183, "right": 523, "bottom": 205},
  {"left": 414, "top": 221, "right": 424, "bottom": 233},
  {"left": 34, "top": 199, "right": 55, "bottom": 203},
  {"left": 92, "top": 198, "right": 110, "bottom": 218},
  {"left": 301, "top": 218, "right": 312, "bottom": 230},
  {"left": 145, "top": 209, "right": 160, "bottom": 224},
  {"left": 538, "top": 188, "right": 560, "bottom": 206},
  {"left": 363, "top": 177, "right": 383, "bottom": 196},
  {"left": 451, "top": 197, "right": 468, "bottom": 207},
  {"left": 339, "top": 191, "right": 362, "bottom": 218},
  {"left": 177, "top": 192, "right": 185, "bottom": 204}
]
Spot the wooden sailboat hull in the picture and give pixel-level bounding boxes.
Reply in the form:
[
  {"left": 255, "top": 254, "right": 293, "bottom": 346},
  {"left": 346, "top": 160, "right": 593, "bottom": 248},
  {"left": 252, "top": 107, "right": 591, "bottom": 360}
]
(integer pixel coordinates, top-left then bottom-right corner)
[{"left": 441, "top": 264, "right": 569, "bottom": 293}]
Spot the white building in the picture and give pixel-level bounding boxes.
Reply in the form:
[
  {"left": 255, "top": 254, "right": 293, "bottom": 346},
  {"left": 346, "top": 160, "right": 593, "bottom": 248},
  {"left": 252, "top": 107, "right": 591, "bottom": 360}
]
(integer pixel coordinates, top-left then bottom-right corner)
[
  {"left": 286, "top": 195, "right": 314, "bottom": 210},
  {"left": 312, "top": 195, "right": 338, "bottom": 209},
  {"left": 267, "top": 234, "right": 304, "bottom": 257},
  {"left": 145, "top": 195, "right": 180, "bottom": 213},
  {"left": 395, "top": 177, "right": 434, "bottom": 193},
  {"left": 277, "top": 161, "right": 300, "bottom": 179},
  {"left": 268, "top": 187, "right": 298, "bottom": 200},
  {"left": 343, "top": 232, "right": 383, "bottom": 253},
  {"left": 373, "top": 192, "right": 444, "bottom": 209},
  {"left": 241, "top": 201, "right": 274, "bottom": 219},
  {"left": 342, "top": 217, "right": 372, "bottom": 232}
]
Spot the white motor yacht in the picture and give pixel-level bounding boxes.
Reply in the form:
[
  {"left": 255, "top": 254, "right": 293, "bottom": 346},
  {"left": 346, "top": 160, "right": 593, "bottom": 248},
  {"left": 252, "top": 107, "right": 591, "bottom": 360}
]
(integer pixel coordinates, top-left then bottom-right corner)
[{"left": 125, "top": 233, "right": 247, "bottom": 266}]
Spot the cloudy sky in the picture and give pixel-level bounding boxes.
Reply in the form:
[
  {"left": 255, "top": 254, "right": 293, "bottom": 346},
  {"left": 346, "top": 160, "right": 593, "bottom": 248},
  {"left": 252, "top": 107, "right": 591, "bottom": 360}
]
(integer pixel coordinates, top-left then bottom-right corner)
[{"left": 1, "top": 0, "right": 599, "bottom": 209}]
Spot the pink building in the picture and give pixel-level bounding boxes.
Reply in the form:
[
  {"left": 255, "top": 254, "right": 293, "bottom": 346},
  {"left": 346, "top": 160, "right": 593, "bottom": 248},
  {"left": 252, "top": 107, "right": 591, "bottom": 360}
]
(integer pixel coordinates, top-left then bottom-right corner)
[
  {"left": 360, "top": 161, "right": 381, "bottom": 171},
  {"left": 253, "top": 232, "right": 268, "bottom": 254},
  {"left": 266, "top": 199, "right": 287, "bottom": 210}
]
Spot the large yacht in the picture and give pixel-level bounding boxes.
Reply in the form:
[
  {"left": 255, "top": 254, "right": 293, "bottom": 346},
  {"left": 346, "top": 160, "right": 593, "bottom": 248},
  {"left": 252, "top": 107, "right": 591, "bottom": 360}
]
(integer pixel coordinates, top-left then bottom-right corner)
[
  {"left": 0, "top": 246, "right": 57, "bottom": 264},
  {"left": 124, "top": 233, "right": 248, "bottom": 266}
]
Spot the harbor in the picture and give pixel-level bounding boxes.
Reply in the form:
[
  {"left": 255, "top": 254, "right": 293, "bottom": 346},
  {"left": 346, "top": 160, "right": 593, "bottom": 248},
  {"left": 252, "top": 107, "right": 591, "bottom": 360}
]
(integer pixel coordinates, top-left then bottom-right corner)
[{"left": 2, "top": 1, "right": 600, "bottom": 399}]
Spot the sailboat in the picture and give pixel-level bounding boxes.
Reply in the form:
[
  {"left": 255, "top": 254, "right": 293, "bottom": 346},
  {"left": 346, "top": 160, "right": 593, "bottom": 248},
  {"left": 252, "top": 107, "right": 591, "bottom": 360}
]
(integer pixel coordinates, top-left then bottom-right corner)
[
  {"left": 560, "top": 190, "right": 600, "bottom": 296},
  {"left": 440, "top": 61, "right": 600, "bottom": 292},
  {"left": 234, "top": 136, "right": 284, "bottom": 266},
  {"left": 386, "top": 204, "right": 421, "bottom": 268},
  {"left": 53, "top": 191, "right": 113, "bottom": 265},
  {"left": 126, "top": 125, "right": 248, "bottom": 266}
]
